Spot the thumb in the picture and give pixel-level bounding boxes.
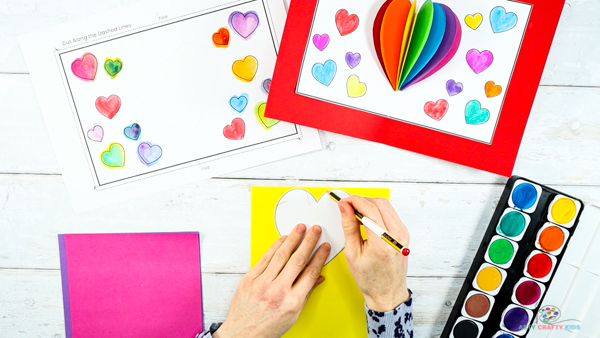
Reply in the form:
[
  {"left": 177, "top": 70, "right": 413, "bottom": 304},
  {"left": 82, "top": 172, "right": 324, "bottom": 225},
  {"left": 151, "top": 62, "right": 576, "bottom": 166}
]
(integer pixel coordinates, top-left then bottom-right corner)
[{"left": 338, "top": 200, "right": 362, "bottom": 257}]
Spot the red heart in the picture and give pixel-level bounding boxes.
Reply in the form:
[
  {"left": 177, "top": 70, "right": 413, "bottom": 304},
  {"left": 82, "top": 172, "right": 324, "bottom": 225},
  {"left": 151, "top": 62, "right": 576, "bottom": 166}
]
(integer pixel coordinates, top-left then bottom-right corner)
[
  {"left": 95, "top": 95, "right": 121, "bottom": 119},
  {"left": 335, "top": 9, "right": 360, "bottom": 36},
  {"left": 423, "top": 99, "right": 449, "bottom": 121},
  {"left": 212, "top": 28, "right": 230, "bottom": 47},
  {"left": 223, "top": 118, "right": 245, "bottom": 140}
]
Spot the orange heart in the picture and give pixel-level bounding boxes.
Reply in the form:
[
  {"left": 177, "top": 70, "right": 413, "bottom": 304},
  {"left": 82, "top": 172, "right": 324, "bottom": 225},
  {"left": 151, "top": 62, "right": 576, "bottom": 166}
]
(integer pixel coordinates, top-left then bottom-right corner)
[
  {"left": 485, "top": 81, "right": 502, "bottom": 98},
  {"left": 232, "top": 55, "right": 258, "bottom": 82},
  {"left": 212, "top": 28, "right": 230, "bottom": 47}
]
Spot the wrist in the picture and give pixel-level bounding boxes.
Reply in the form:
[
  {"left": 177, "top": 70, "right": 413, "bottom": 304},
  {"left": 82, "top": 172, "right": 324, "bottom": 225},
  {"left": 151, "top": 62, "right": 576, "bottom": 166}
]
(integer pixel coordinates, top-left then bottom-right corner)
[{"left": 364, "top": 287, "right": 410, "bottom": 312}]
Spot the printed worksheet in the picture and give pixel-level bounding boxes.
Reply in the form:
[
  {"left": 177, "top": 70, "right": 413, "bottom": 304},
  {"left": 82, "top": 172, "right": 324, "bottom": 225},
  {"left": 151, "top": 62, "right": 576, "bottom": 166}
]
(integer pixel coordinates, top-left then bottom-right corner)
[{"left": 20, "top": 0, "right": 320, "bottom": 212}]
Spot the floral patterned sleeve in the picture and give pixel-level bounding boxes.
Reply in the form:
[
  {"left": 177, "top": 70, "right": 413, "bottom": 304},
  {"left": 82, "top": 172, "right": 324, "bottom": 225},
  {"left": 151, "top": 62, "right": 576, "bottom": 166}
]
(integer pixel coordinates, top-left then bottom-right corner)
[
  {"left": 365, "top": 292, "right": 414, "bottom": 338},
  {"left": 195, "top": 323, "right": 222, "bottom": 338}
]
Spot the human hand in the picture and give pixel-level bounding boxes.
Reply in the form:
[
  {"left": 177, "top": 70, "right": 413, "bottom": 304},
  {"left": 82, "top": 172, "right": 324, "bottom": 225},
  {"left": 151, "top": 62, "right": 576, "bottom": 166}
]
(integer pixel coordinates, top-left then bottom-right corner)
[
  {"left": 338, "top": 196, "right": 410, "bottom": 312},
  {"left": 213, "top": 224, "right": 331, "bottom": 338}
]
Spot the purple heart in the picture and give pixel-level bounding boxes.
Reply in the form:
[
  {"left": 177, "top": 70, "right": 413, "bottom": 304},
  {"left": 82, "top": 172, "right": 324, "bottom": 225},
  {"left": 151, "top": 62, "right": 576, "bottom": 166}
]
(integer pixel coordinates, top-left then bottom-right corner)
[
  {"left": 446, "top": 79, "right": 463, "bottom": 96},
  {"left": 137, "top": 141, "right": 162, "bottom": 167},
  {"left": 87, "top": 124, "right": 103, "bottom": 142},
  {"left": 345, "top": 52, "right": 361, "bottom": 69},
  {"left": 263, "top": 78, "right": 271, "bottom": 93},
  {"left": 312, "top": 34, "right": 330, "bottom": 51},
  {"left": 466, "top": 49, "right": 494, "bottom": 74},
  {"left": 124, "top": 123, "right": 141, "bottom": 141},
  {"left": 229, "top": 11, "right": 259, "bottom": 39}
]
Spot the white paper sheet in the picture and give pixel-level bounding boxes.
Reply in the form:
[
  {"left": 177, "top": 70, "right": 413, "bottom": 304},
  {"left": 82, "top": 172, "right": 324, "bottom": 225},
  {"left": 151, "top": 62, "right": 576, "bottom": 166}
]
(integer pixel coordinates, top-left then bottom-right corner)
[
  {"left": 296, "top": 0, "right": 532, "bottom": 143},
  {"left": 19, "top": 0, "right": 321, "bottom": 212}
]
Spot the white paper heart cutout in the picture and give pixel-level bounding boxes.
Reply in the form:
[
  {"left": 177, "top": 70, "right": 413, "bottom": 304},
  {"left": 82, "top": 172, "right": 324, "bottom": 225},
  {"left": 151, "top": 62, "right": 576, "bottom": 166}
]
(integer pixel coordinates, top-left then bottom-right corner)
[
  {"left": 275, "top": 189, "right": 350, "bottom": 265},
  {"left": 132, "top": 43, "right": 216, "bottom": 129}
]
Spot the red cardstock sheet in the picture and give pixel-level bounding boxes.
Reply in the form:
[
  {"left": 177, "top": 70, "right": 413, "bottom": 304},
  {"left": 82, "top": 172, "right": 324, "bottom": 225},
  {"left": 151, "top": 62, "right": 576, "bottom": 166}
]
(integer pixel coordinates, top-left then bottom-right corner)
[{"left": 266, "top": 0, "right": 565, "bottom": 176}]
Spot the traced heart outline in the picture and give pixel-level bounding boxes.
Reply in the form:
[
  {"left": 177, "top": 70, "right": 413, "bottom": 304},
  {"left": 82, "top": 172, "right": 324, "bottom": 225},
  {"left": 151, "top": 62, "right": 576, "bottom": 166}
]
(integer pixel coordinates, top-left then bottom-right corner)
[
  {"left": 137, "top": 141, "right": 163, "bottom": 167},
  {"left": 124, "top": 123, "right": 141, "bottom": 141},
  {"left": 255, "top": 102, "right": 280, "bottom": 129},
  {"left": 87, "top": 124, "right": 104, "bottom": 142},
  {"left": 312, "top": 33, "right": 330, "bottom": 51},
  {"left": 232, "top": 55, "right": 259, "bottom": 82},
  {"left": 100, "top": 143, "right": 125, "bottom": 168},
  {"left": 229, "top": 94, "right": 249, "bottom": 113},
  {"left": 229, "top": 11, "right": 260, "bottom": 39},
  {"left": 274, "top": 189, "right": 351, "bottom": 265},
  {"left": 223, "top": 118, "right": 246, "bottom": 140},
  {"left": 71, "top": 52, "right": 97, "bottom": 81},
  {"left": 312, "top": 60, "right": 337, "bottom": 86},
  {"left": 104, "top": 58, "right": 123, "bottom": 79},
  {"left": 490, "top": 6, "right": 518, "bottom": 33},
  {"left": 212, "top": 27, "right": 230, "bottom": 47},
  {"left": 424, "top": 99, "right": 449, "bottom": 121},
  {"left": 95, "top": 95, "right": 121, "bottom": 119},
  {"left": 335, "top": 9, "right": 360, "bottom": 36}
]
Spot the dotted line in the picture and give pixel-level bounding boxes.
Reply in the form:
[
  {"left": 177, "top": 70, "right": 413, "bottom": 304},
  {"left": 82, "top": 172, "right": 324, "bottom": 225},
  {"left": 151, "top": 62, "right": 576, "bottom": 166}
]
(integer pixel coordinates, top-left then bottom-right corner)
[
  {"left": 263, "top": 0, "right": 280, "bottom": 47},
  {"left": 95, "top": 134, "right": 303, "bottom": 191}
]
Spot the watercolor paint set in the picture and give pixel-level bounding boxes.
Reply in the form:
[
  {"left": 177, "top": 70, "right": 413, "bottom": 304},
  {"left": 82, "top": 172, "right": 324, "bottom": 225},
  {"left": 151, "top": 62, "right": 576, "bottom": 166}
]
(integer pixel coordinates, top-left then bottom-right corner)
[{"left": 442, "top": 176, "right": 600, "bottom": 337}]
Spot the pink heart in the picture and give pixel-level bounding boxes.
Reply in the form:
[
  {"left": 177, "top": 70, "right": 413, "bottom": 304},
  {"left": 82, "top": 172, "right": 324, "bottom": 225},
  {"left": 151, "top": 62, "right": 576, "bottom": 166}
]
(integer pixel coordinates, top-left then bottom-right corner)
[
  {"left": 87, "top": 124, "right": 104, "bottom": 142},
  {"left": 229, "top": 11, "right": 259, "bottom": 39},
  {"left": 95, "top": 95, "right": 121, "bottom": 119},
  {"left": 223, "top": 118, "right": 245, "bottom": 140},
  {"left": 71, "top": 53, "right": 97, "bottom": 81},
  {"left": 466, "top": 49, "right": 494, "bottom": 74},
  {"left": 312, "top": 34, "right": 330, "bottom": 51}
]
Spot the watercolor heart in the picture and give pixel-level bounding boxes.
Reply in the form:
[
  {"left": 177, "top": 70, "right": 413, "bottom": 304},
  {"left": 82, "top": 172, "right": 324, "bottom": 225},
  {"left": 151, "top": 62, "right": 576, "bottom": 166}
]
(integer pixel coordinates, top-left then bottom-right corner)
[
  {"left": 95, "top": 95, "right": 121, "bottom": 119},
  {"left": 229, "top": 11, "right": 259, "bottom": 39},
  {"left": 262, "top": 79, "right": 271, "bottom": 94},
  {"left": 490, "top": 6, "right": 517, "bottom": 33},
  {"left": 312, "top": 34, "right": 330, "bottom": 51},
  {"left": 223, "top": 118, "right": 245, "bottom": 140},
  {"left": 465, "top": 100, "right": 490, "bottom": 125},
  {"left": 101, "top": 143, "right": 125, "bottom": 168},
  {"left": 465, "top": 13, "right": 483, "bottom": 30},
  {"left": 255, "top": 102, "right": 279, "bottom": 129},
  {"left": 104, "top": 58, "right": 123, "bottom": 79},
  {"left": 345, "top": 52, "right": 361, "bottom": 69},
  {"left": 71, "top": 52, "right": 97, "bottom": 81},
  {"left": 424, "top": 99, "right": 449, "bottom": 121},
  {"left": 137, "top": 141, "right": 162, "bottom": 167},
  {"left": 346, "top": 75, "right": 367, "bottom": 98},
  {"left": 485, "top": 81, "right": 502, "bottom": 98},
  {"left": 312, "top": 60, "right": 337, "bottom": 86},
  {"left": 212, "top": 27, "right": 230, "bottom": 47},
  {"left": 446, "top": 79, "right": 463, "bottom": 96},
  {"left": 132, "top": 44, "right": 216, "bottom": 129},
  {"left": 124, "top": 123, "right": 141, "bottom": 141},
  {"left": 275, "top": 189, "right": 351, "bottom": 265},
  {"left": 467, "top": 49, "right": 494, "bottom": 74},
  {"left": 229, "top": 94, "right": 249, "bottom": 113},
  {"left": 335, "top": 9, "right": 359, "bottom": 36},
  {"left": 87, "top": 124, "right": 104, "bottom": 142},
  {"left": 232, "top": 55, "right": 258, "bottom": 82}
]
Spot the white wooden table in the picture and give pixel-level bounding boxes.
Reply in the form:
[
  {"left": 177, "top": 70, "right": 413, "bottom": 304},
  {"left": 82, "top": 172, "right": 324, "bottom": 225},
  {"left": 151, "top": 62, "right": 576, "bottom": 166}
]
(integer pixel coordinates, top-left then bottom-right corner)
[{"left": 1, "top": 1, "right": 599, "bottom": 337}]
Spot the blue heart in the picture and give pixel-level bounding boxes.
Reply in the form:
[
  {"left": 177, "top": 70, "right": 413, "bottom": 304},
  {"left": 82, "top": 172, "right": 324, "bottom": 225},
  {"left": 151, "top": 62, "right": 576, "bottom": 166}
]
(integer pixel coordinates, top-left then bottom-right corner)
[
  {"left": 490, "top": 6, "right": 518, "bottom": 33},
  {"left": 124, "top": 123, "right": 141, "bottom": 140},
  {"left": 229, "top": 94, "right": 249, "bottom": 113},
  {"left": 312, "top": 60, "right": 337, "bottom": 86},
  {"left": 465, "top": 100, "right": 490, "bottom": 125}
]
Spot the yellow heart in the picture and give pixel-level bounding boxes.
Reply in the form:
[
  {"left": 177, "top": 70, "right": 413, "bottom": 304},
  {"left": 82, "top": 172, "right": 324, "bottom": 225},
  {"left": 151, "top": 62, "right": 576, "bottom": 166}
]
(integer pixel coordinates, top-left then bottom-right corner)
[
  {"left": 346, "top": 75, "right": 367, "bottom": 98},
  {"left": 465, "top": 13, "right": 483, "bottom": 30},
  {"left": 232, "top": 55, "right": 258, "bottom": 82},
  {"left": 255, "top": 102, "right": 280, "bottom": 129}
]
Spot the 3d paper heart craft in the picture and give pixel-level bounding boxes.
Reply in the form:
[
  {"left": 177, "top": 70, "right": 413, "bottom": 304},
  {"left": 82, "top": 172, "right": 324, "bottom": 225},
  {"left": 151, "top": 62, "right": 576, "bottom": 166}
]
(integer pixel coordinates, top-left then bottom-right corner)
[{"left": 374, "top": 0, "right": 461, "bottom": 91}]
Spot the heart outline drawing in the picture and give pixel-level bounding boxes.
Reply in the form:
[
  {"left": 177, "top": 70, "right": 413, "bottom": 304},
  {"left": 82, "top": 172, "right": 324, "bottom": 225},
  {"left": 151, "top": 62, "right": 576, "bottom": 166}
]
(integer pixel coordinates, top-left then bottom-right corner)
[
  {"left": 95, "top": 95, "right": 121, "bottom": 119},
  {"left": 345, "top": 52, "right": 361, "bottom": 69},
  {"left": 255, "top": 102, "right": 280, "bottom": 129},
  {"left": 87, "top": 124, "right": 104, "bottom": 142},
  {"left": 312, "top": 60, "right": 337, "bottom": 86},
  {"left": 100, "top": 143, "right": 125, "bottom": 168},
  {"left": 466, "top": 49, "right": 494, "bottom": 74},
  {"left": 232, "top": 55, "right": 259, "bottom": 82},
  {"left": 124, "top": 123, "right": 142, "bottom": 141},
  {"left": 424, "top": 99, "right": 449, "bottom": 121},
  {"left": 229, "top": 94, "right": 249, "bottom": 113},
  {"left": 229, "top": 11, "right": 260, "bottom": 39},
  {"left": 346, "top": 75, "right": 367, "bottom": 98},
  {"left": 71, "top": 52, "right": 97, "bottom": 81},
  {"left": 490, "top": 6, "right": 518, "bottom": 33},
  {"left": 446, "top": 79, "right": 463, "bottom": 96},
  {"left": 104, "top": 58, "right": 123, "bottom": 79},
  {"left": 274, "top": 189, "right": 351, "bottom": 265},
  {"left": 485, "top": 81, "right": 502, "bottom": 98},
  {"left": 335, "top": 9, "right": 360, "bottom": 36},
  {"left": 223, "top": 118, "right": 246, "bottom": 140},
  {"left": 465, "top": 13, "right": 483, "bottom": 30},
  {"left": 262, "top": 79, "right": 271, "bottom": 94},
  {"left": 465, "top": 100, "right": 490, "bottom": 125},
  {"left": 137, "top": 141, "right": 163, "bottom": 167},
  {"left": 312, "top": 34, "right": 330, "bottom": 51}
]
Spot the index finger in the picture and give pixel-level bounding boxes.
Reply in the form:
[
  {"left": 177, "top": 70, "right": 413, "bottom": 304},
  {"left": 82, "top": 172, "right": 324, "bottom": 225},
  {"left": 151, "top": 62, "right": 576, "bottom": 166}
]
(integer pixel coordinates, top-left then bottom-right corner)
[{"left": 341, "top": 195, "right": 388, "bottom": 232}]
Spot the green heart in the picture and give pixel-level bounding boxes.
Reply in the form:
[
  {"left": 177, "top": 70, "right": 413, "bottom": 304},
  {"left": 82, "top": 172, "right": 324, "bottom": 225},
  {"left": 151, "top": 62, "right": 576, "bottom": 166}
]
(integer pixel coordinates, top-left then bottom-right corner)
[
  {"left": 104, "top": 58, "right": 123, "bottom": 78},
  {"left": 255, "top": 102, "right": 280, "bottom": 129},
  {"left": 101, "top": 143, "right": 125, "bottom": 168},
  {"left": 465, "top": 100, "right": 490, "bottom": 125}
]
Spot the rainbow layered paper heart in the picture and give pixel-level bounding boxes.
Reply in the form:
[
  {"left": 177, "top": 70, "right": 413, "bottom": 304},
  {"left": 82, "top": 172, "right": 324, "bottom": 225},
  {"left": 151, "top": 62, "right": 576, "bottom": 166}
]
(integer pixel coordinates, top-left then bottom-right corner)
[{"left": 374, "top": 0, "right": 461, "bottom": 91}]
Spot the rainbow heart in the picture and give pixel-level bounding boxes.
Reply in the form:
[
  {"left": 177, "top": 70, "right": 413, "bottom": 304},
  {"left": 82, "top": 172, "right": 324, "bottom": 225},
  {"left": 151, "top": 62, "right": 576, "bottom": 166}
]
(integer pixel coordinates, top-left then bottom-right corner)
[{"left": 374, "top": 0, "right": 461, "bottom": 91}]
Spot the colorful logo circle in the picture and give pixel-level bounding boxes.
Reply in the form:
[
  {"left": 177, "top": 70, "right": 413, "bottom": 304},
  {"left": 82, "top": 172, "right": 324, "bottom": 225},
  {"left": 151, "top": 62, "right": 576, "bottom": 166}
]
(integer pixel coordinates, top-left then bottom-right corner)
[{"left": 539, "top": 305, "right": 561, "bottom": 323}]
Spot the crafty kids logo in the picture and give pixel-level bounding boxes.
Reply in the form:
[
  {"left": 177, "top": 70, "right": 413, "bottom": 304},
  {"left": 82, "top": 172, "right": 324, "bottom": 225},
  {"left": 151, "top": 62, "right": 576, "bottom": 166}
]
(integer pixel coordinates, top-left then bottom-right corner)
[{"left": 520, "top": 305, "right": 581, "bottom": 332}]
